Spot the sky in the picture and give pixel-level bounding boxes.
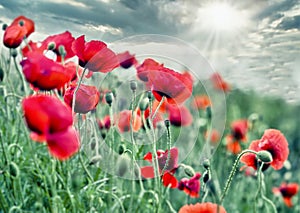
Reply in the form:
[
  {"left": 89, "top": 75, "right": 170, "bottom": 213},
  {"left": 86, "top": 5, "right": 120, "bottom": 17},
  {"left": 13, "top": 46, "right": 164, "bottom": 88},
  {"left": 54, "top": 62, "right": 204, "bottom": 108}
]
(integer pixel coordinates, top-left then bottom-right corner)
[{"left": 0, "top": 0, "right": 299, "bottom": 102}]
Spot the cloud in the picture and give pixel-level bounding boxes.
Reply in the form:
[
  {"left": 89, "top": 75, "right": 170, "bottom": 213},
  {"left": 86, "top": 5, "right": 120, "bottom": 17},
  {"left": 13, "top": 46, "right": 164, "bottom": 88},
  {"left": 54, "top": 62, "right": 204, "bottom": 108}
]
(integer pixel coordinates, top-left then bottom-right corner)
[{"left": 277, "top": 15, "right": 300, "bottom": 30}]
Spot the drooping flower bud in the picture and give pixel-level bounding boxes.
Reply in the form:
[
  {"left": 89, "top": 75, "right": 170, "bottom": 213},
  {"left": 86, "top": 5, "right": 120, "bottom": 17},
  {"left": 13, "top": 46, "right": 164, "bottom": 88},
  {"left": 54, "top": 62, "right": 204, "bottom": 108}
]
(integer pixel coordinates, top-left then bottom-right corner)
[
  {"left": 8, "top": 162, "right": 20, "bottom": 179},
  {"left": 184, "top": 165, "right": 195, "bottom": 177},
  {"left": 257, "top": 150, "right": 273, "bottom": 163},
  {"left": 118, "top": 144, "right": 126, "bottom": 155},
  {"left": 89, "top": 155, "right": 102, "bottom": 165}
]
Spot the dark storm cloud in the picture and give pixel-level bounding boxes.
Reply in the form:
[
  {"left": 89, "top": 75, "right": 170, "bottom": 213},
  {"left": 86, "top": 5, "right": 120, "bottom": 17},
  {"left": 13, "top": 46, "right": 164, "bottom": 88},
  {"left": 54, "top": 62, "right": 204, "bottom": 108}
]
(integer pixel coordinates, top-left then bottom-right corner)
[{"left": 277, "top": 15, "right": 300, "bottom": 30}]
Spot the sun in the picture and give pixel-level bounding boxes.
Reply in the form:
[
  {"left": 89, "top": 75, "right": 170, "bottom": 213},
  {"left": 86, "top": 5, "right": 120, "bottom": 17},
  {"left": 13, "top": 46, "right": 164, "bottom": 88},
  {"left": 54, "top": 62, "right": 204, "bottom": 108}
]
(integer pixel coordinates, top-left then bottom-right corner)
[{"left": 197, "top": 2, "right": 248, "bottom": 33}]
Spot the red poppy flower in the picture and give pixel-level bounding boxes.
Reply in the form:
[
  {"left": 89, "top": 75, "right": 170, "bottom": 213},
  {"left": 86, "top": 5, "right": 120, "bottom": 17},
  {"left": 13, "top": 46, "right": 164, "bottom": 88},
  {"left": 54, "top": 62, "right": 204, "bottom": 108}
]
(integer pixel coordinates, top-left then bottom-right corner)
[
  {"left": 97, "top": 115, "right": 111, "bottom": 130},
  {"left": 137, "top": 107, "right": 163, "bottom": 128},
  {"left": 40, "top": 31, "right": 75, "bottom": 62},
  {"left": 205, "top": 129, "right": 221, "bottom": 144},
  {"left": 178, "top": 173, "right": 201, "bottom": 198},
  {"left": 240, "top": 166, "right": 256, "bottom": 177},
  {"left": 3, "top": 16, "right": 34, "bottom": 48},
  {"left": 146, "top": 61, "right": 193, "bottom": 105},
  {"left": 22, "top": 95, "right": 73, "bottom": 141},
  {"left": 162, "top": 172, "right": 178, "bottom": 188},
  {"left": 117, "top": 51, "right": 137, "bottom": 69},
  {"left": 231, "top": 119, "right": 248, "bottom": 141},
  {"left": 20, "top": 52, "right": 72, "bottom": 91},
  {"left": 273, "top": 183, "right": 299, "bottom": 207},
  {"left": 72, "top": 35, "right": 119, "bottom": 72},
  {"left": 117, "top": 110, "right": 142, "bottom": 133},
  {"left": 141, "top": 147, "right": 179, "bottom": 178},
  {"left": 210, "top": 72, "right": 231, "bottom": 92},
  {"left": 167, "top": 104, "right": 193, "bottom": 127},
  {"left": 240, "top": 129, "right": 289, "bottom": 170},
  {"left": 192, "top": 95, "right": 211, "bottom": 110},
  {"left": 64, "top": 83, "right": 100, "bottom": 114},
  {"left": 179, "top": 202, "right": 227, "bottom": 213},
  {"left": 46, "top": 126, "right": 80, "bottom": 160},
  {"left": 21, "top": 41, "right": 43, "bottom": 57},
  {"left": 64, "top": 61, "right": 93, "bottom": 82},
  {"left": 136, "top": 58, "right": 163, "bottom": 82},
  {"left": 226, "top": 137, "right": 241, "bottom": 155}
]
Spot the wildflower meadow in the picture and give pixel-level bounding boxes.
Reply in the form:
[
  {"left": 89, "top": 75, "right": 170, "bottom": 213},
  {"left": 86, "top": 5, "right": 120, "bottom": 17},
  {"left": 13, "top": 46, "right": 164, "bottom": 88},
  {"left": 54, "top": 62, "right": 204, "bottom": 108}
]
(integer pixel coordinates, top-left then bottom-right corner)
[{"left": 0, "top": 15, "right": 299, "bottom": 213}]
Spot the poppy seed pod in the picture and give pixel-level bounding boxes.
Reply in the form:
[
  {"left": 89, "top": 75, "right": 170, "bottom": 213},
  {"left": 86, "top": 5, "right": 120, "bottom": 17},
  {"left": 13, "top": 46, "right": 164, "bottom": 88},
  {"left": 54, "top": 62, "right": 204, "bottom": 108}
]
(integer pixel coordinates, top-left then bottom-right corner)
[
  {"left": 147, "top": 90, "right": 154, "bottom": 101},
  {"left": 47, "top": 42, "right": 56, "bottom": 50},
  {"left": 58, "top": 45, "right": 66, "bottom": 57},
  {"left": 2, "top": 23, "right": 7, "bottom": 31},
  {"left": 130, "top": 80, "right": 137, "bottom": 91}
]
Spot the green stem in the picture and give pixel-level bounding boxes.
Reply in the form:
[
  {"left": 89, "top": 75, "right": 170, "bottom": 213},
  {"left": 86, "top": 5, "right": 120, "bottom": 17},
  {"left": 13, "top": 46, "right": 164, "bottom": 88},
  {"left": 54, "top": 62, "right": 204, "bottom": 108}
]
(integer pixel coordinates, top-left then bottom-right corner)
[
  {"left": 129, "top": 88, "right": 138, "bottom": 212},
  {"left": 13, "top": 57, "right": 28, "bottom": 95},
  {"left": 72, "top": 68, "right": 87, "bottom": 113},
  {"left": 79, "top": 153, "right": 93, "bottom": 183},
  {"left": 151, "top": 96, "right": 165, "bottom": 120},
  {"left": 220, "top": 149, "right": 258, "bottom": 204},
  {"left": 0, "top": 130, "right": 8, "bottom": 164},
  {"left": 161, "top": 122, "right": 172, "bottom": 175},
  {"left": 256, "top": 163, "right": 277, "bottom": 213}
]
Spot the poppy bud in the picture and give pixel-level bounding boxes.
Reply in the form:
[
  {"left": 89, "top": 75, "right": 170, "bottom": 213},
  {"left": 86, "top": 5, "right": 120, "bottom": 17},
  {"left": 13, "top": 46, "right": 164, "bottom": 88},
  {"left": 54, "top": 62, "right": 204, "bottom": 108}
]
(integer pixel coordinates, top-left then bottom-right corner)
[
  {"left": 118, "top": 144, "right": 126, "bottom": 155},
  {"left": 184, "top": 165, "right": 195, "bottom": 177},
  {"left": 203, "top": 171, "right": 210, "bottom": 183},
  {"left": 257, "top": 150, "right": 273, "bottom": 163},
  {"left": 2, "top": 23, "right": 7, "bottom": 31},
  {"left": 139, "top": 98, "right": 149, "bottom": 111},
  {"left": 164, "top": 119, "right": 170, "bottom": 128},
  {"left": 34, "top": 202, "right": 44, "bottom": 212},
  {"left": 0, "top": 67, "right": 4, "bottom": 82},
  {"left": 203, "top": 159, "right": 210, "bottom": 169},
  {"left": 147, "top": 91, "right": 154, "bottom": 101},
  {"left": 130, "top": 80, "right": 137, "bottom": 91},
  {"left": 11, "top": 49, "right": 18, "bottom": 58},
  {"left": 9, "top": 206, "right": 22, "bottom": 213},
  {"left": 116, "top": 154, "right": 130, "bottom": 177},
  {"left": 89, "top": 155, "right": 102, "bottom": 165},
  {"left": 8, "top": 162, "right": 20, "bottom": 179},
  {"left": 47, "top": 42, "right": 56, "bottom": 50},
  {"left": 206, "top": 106, "right": 212, "bottom": 120},
  {"left": 105, "top": 92, "right": 113, "bottom": 106}
]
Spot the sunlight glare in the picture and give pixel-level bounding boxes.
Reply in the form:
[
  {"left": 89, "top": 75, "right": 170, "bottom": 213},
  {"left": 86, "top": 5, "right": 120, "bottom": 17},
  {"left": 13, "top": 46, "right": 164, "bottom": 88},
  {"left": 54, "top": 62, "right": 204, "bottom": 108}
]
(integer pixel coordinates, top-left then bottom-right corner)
[{"left": 197, "top": 2, "right": 248, "bottom": 33}]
